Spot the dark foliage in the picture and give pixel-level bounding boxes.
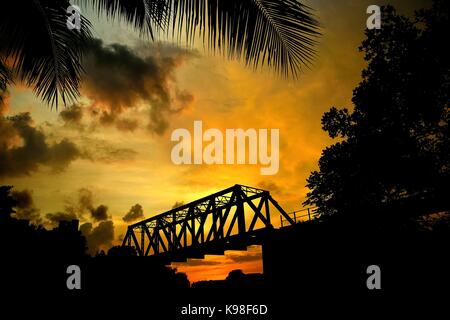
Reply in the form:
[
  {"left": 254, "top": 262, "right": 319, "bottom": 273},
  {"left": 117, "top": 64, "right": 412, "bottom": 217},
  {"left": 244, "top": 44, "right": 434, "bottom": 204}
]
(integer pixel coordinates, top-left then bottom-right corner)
[
  {"left": 0, "top": 1, "right": 92, "bottom": 108},
  {"left": 1, "top": 0, "right": 320, "bottom": 107},
  {"left": 0, "top": 185, "right": 190, "bottom": 297},
  {"left": 304, "top": 1, "right": 449, "bottom": 225}
]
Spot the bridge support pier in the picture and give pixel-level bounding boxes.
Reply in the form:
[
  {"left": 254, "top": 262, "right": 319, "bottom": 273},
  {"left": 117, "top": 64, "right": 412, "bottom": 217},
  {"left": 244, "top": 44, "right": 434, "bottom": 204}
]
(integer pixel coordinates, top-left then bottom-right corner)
[
  {"left": 261, "top": 226, "right": 298, "bottom": 284},
  {"left": 261, "top": 230, "right": 276, "bottom": 279}
]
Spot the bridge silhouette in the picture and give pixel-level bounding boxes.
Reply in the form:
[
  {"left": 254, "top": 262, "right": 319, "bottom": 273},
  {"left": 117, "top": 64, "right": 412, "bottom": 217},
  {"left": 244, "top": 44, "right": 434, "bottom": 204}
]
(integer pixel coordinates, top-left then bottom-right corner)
[{"left": 122, "top": 184, "right": 318, "bottom": 266}]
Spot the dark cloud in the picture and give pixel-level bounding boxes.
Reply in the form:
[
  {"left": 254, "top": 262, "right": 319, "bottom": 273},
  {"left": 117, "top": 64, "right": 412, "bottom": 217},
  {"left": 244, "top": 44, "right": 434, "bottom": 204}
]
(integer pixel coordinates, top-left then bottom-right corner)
[
  {"left": 0, "top": 113, "right": 15, "bottom": 148},
  {"left": 122, "top": 203, "right": 144, "bottom": 222},
  {"left": 2, "top": 186, "right": 116, "bottom": 254},
  {"left": 225, "top": 246, "right": 262, "bottom": 263},
  {"left": 97, "top": 110, "right": 115, "bottom": 126},
  {"left": 172, "top": 201, "right": 185, "bottom": 209},
  {"left": 76, "top": 136, "right": 137, "bottom": 163},
  {"left": 80, "top": 220, "right": 115, "bottom": 254},
  {"left": 82, "top": 38, "right": 194, "bottom": 135},
  {"left": 226, "top": 252, "right": 262, "bottom": 263},
  {"left": 0, "top": 109, "right": 136, "bottom": 178},
  {"left": 0, "top": 89, "right": 9, "bottom": 115},
  {"left": 46, "top": 138, "right": 80, "bottom": 171},
  {"left": 0, "top": 112, "right": 81, "bottom": 177},
  {"left": 11, "top": 189, "right": 33, "bottom": 208},
  {"left": 7, "top": 187, "right": 109, "bottom": 228},
  {"left": 78, "top": 188, "right": 94, "bottom": 214},
  {"left": 59, "top": 104, "right": 83, "bottom": 125},
  {"left": 115, "top": 118, "right": 139, "bottom": 132},
  {"left": 174, "top": 90, "right": 194, "bottom": 112},
  {"left": 257, "top": 181, "right": 282, "bottom": 194},
  {"left": 45, "top": 211, "right": 78, "bottom": 227},
  {"left": 78, "top": 222, "right": 92, "bottom": 238},
  {"left": 90, "top": 204, "right": 108, "bottom": 221},
  {"left": 183, "top": 260, "right": 222, "bottom": 266},
  {"left": 11, "top": 189, "right": 41, "bottom": 223},
  {"left": 43, "top": 188, "right": 115, "bottom": 253},
  {"left": 68, "top": 188, "right": 108, "bottom": 221}
]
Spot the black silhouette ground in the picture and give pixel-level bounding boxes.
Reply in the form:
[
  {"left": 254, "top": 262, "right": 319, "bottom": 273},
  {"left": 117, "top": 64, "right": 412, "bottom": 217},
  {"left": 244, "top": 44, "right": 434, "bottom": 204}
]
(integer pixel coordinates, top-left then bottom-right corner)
[
  {"left": 1, "top": 185, "right": 450, "bottom": 318},
  {"left": 0, "top": 1, "right": 449, "bottom": 318}
]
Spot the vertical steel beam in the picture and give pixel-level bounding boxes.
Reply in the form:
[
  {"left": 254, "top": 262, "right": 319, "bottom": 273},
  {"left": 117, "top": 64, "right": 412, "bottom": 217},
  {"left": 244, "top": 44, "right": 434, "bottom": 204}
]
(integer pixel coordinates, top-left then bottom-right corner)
[
  {"left": 130, "top": 229, "right": 142, "bottom": 256},
  {"left": 236, "top": 192, "right": 246, "bottom": 235},
  {"left": 140, "top": 226, "right": 145, "bottom": 254},
  {"left": 264, "top": 196, "right": 271, "bottom": 224}
]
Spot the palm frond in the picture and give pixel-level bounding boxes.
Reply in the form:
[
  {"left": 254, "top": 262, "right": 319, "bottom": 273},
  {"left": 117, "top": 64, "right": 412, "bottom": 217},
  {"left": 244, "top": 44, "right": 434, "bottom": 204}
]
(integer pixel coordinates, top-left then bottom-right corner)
[
  {"left": 0, "top": 0, "right": 320, "bottom": 108},
  {"left": 0, "top": 0, "right": 92, "bottom": 108},
  {"left": 0, "top": 59, "right": 11, "bottom": 106},
  {"left": 82, "top": 0, "right": 169, "bottom": 39},
  {"left": 0, "top": 59, "right": 10, "bottom": 92},
  {"left": 87, "top": 0, "right": 321, "bottom": 77},
  {"left": 169, "top": 0, "right": 321, "bottom": 77}
]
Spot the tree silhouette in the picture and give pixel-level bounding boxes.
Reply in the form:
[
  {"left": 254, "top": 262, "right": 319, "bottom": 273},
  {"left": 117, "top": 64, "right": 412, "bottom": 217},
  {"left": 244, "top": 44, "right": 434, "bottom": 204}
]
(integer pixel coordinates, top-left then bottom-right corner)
[
  {"left": 1, "top": 185, "right": 192, "bottom": 294},
  {"left": 304, "top": 1, "right": 449, "bottom": 224},
  {"left": 0, "top": 185, "right": 17, "bottom": 217},
  {"left": 107, "top": 245, "right": 137, "bottom": 257},
  {"left": 0, "top": 0, "right": 320, "bottom": 107}
]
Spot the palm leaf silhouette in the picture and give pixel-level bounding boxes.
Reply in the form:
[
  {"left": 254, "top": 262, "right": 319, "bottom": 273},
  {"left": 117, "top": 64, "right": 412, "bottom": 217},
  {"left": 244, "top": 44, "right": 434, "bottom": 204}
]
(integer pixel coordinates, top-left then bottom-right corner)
[
  {"left": 0, "top": 0, "right": 92, "bottom": 108},
  {"left": 169, "top": 0, "right": 320, "bottom": 77},
  {"left": 0, "top": 59, "right": 10, "bottom": 106},
  {"left": 86, "top": 0, "right": 321, "bottom": 77},
  {"left": 1, "top": 0, "right": 320, "bottom": 107},
  {"left": 83, "top": 0, "right": 169, "bottom": 39},
  {"left": 0, "top": 60, "right": 10, "bottom": 94}
]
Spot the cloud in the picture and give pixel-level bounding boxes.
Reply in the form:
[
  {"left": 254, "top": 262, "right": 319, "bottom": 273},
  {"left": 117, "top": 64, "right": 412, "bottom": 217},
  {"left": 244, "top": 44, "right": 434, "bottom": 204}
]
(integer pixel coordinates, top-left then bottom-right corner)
[
  {"left": 0, "top": 112, "right": 81, "bottom": 177},
  {"left": 115, "top": 118, "right": 139, "bottom": 132},
  {"left": 44, "top": 188, "right": 115, "bottom": 254},
  {"left": 174, "top": 90, "right": 194, "bottom": 112},
  {"left": 45, "top": 211, "right": 78, "bottom": 227},
  {"left": 59, "top": 102, "right": 138, "bottom": 138},
  {"left": 0, "top": 106, "right": 136, "bottom": 178},
  {"left": 59, "top": 104, "right": 83, "bottom": 125},
  {"left": 183, "top": 260, "right": 222, "bottom": 266},
  {"left": 3, "top": 185, "right": 116, "bottom": 254},
  {"left": 122, "top": 203, "right": 144, "bottom": 222},
  {"left": 225, "top": 246, "right": 262, "bottom": 263},
  {"left": 90, "top": 204, "right": 108, "bottom": 221},
  {"left": 11, "top": 189, "right": 41, "bottom": 223},
  {"left": 68, "top": 188, "right": 108, "bottom": 221},
  {"left": 81, "top": 38, "right": 194, "bottom": 134},
  {"left": 0, "top": 89, "right": 9, "bottom": 115},
  {"left": 172, "top": 201, "right": 185, "bottom": 209},
  {"left": 0, "top": 41, "right": 184, "bottom": 179},
  {"left": 257, "top": 181, "right": 282, "bottom": 194},
  {"left": 226, "top": 252, "right": 261, "bottom": 263},
  {"left": 78, "top": 136, "right": 137, "bottom": 162},
  {"left": 0, "top": 115, "right": 16, "bottom": 148},
  {"left": 80, "top": 220, "right": 115, "bottom": 254},
  {"left": 77, "top": 187, "right": 94, "bottom": 214},
  {"left": 7, "top": 187, "right": 110, "bottom": 228}
]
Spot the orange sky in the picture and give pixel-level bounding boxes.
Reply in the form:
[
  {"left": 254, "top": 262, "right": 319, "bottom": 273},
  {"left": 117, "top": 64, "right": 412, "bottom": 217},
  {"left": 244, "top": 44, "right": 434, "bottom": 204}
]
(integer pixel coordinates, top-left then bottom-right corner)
[{"left": 0, "top": 0, "right": 430, "bottom": 283}]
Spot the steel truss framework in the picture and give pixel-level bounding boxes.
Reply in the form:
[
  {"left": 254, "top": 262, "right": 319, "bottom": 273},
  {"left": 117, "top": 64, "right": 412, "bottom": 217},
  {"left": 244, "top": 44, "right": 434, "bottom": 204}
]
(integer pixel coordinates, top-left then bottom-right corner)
[{"left": 122, "top": 184, "right": 295, "bottom": 257}]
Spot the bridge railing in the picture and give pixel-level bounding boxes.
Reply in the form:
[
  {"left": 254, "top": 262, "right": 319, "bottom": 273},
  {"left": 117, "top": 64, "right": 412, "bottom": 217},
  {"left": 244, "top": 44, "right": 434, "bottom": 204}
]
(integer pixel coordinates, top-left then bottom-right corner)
[{"left": 280, "top": 207, "right": 319, "bottom": 227}]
